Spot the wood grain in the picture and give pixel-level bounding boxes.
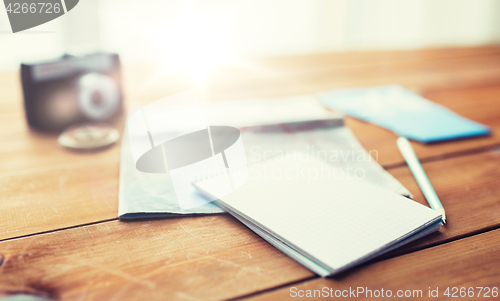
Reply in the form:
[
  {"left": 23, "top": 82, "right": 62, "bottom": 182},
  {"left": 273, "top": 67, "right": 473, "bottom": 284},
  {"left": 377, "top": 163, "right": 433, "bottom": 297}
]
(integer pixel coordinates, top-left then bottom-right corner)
[
  {"left": 1, "top": 149, "right": 500, "bottom": 300},
  {"left": 0, "top": 158, "right": 120, "bottom": 240},
  {"left": 0, "top": 215, "right": 313, "bottom": 300},
  {"left": 244, "top": 229, "right": 500, "bottom": 301}
]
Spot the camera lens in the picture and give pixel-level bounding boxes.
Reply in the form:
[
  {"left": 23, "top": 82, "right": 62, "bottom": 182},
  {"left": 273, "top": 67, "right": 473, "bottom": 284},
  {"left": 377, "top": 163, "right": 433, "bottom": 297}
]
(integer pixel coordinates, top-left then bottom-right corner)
[{"left": 78, "top": 73, "right": 120, "bottom": 120}]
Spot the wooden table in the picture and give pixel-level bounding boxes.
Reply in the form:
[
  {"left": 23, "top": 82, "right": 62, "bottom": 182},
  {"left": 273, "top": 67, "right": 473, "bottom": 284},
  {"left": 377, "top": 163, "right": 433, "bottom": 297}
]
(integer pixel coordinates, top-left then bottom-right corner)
[{"left": 1, "top": 46, "right": 500, "bottom": 300}]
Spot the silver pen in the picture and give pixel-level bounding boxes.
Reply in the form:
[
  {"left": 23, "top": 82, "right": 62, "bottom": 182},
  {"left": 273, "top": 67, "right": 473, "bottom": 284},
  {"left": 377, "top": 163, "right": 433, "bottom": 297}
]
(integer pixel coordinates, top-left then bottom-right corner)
[{"left": 397, "top": 137, "right": 446, "bottom": 224}]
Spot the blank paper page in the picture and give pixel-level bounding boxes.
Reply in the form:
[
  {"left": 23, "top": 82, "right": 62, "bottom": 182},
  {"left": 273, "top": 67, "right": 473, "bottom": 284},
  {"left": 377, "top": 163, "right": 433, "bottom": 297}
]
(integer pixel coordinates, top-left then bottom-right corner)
[{"left": 195, "top": 155, "right": 441, "bottom": 272}]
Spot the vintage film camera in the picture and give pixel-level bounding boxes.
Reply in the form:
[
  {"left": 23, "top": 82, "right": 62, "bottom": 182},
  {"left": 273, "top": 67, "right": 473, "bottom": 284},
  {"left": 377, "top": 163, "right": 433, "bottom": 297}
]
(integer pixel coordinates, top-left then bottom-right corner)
[{"left": 21, "top": 53, "right": 123, "bottom": 132}]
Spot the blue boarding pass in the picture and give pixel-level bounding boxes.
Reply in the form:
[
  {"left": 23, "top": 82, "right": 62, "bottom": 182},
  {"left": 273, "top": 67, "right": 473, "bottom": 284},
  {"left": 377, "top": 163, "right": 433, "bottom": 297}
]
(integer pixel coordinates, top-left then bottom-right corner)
[{"left": 317, "top": 85, "right": 491, "bottom": 143}]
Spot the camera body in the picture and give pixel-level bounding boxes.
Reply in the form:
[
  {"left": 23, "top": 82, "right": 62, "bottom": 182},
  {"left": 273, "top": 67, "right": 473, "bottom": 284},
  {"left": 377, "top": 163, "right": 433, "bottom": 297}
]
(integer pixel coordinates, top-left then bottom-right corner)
[{"left": 21, "top": 53, "right": 123, "bottom": 132}]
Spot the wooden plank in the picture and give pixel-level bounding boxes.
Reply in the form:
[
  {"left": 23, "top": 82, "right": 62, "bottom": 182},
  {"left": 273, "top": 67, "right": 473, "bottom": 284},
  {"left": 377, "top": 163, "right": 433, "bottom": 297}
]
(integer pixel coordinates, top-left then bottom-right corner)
[
  {"left": 1, "top": 113, "right": 500, "bottom": 246},
  {"left": 2, "top": 47, "right": 500, "bottom": 175},
  {"left": 0, "top": 158, "right": 120, "bottom": 240},
  {"left": 1, "top": 130, "right": 500, "bottom": 242},
  {"left": 0, "top": 216, "right": 313, "bottom": 300},
  {"left": 1, "top": 149, "right": 500, "bottom": 299},
  {"left": 244, "top": 229, "right": 500, "bottom": 301},
  {"left": 0, "top": 47, "right": 500, "bottom": 173}
]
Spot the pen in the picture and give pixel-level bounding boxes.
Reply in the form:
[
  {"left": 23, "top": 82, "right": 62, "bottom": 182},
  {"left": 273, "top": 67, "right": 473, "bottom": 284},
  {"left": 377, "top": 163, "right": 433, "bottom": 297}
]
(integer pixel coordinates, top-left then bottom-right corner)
[{"left": 396, "top": 137, "right": 446, "bottom": 224}]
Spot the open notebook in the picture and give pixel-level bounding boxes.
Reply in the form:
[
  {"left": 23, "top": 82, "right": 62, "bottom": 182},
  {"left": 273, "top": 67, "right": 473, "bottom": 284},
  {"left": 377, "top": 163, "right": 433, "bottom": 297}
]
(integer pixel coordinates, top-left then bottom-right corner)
[{"left": 193, "top": 155, "right": 442, "bottom": 276}]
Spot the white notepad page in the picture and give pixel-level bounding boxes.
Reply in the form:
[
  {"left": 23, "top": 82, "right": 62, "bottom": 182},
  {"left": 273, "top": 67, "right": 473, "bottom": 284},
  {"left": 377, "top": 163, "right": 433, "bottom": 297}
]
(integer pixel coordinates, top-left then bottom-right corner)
[{"left": 194, "top": 155, "right": 441, "bottom": 274}]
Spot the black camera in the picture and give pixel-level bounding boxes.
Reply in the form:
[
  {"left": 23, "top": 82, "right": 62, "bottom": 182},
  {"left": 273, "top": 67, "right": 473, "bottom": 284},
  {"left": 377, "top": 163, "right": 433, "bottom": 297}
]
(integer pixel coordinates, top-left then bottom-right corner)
[{"left": 21, "top": 53, "right": 123, "bottom": 132}]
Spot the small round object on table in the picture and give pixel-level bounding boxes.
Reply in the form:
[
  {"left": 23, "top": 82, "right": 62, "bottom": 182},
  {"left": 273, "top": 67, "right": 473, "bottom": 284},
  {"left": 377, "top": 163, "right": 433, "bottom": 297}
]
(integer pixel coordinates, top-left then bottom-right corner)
[{"left": 58, "top": 123, "right": 120, "bottom": 151}]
